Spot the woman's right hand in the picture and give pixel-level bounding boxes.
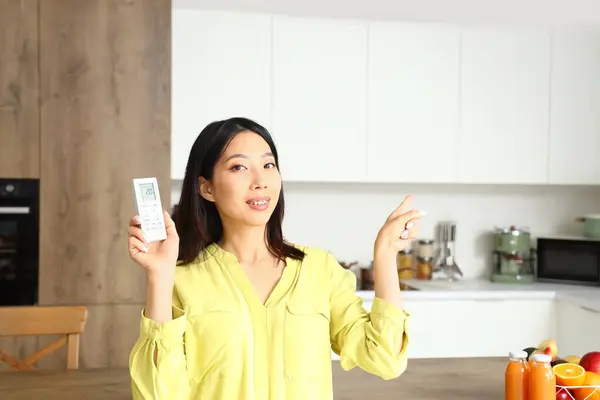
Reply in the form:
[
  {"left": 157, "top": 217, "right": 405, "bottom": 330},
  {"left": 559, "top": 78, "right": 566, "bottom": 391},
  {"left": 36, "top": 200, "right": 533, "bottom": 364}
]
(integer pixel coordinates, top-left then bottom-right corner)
[{"left": 127, "top": 210, "right": 180, "bottom": 279}]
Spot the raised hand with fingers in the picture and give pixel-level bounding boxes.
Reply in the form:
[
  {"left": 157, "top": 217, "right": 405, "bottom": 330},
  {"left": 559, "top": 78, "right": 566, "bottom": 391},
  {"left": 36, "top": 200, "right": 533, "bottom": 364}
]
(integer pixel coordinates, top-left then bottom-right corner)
[{"left": 374, "top": 194, "right": 423, "bottom": 256}]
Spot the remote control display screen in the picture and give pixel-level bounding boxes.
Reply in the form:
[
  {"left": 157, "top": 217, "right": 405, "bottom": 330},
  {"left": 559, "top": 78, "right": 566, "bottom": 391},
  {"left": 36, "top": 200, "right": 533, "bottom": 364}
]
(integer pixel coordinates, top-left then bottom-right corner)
[{"left": 140, "top": 183, "right": 157, "bottom": 202}]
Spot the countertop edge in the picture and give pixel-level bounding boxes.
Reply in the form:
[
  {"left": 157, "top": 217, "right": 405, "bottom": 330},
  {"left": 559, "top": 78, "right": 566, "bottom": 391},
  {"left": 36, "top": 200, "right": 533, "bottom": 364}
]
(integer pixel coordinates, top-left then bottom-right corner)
[{"left": 355, "top": 285, "right": 600, "bottom": 312}]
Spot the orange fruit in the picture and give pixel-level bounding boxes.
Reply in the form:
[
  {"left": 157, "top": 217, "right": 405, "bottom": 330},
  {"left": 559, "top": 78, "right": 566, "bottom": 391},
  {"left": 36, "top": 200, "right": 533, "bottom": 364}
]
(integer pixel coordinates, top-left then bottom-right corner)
[
  {"left": 573, "top": 371, "right": 600, "bottom": 400},
  {"left": 554, "top": 363, "right": 586, "bottom": 387}
]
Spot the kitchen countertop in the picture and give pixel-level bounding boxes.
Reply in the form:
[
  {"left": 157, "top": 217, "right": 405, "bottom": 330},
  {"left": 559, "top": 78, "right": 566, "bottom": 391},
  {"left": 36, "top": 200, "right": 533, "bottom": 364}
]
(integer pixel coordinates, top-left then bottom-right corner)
[
  {"left": 333, "top": 357, "right": 505, "bottom": 399},
  {"left": 0, "top": 358, "right": 506, "bottom": 399},
  {"left": 356, "top": 278, "right": 600, "bottom": 311}
]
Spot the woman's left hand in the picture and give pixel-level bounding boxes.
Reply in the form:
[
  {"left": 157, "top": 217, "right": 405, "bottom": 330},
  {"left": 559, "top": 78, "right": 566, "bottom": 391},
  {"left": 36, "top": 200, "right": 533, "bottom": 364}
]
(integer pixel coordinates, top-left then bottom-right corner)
[{"left": 374, "top": 195, "right": 423, "bottom": 256}]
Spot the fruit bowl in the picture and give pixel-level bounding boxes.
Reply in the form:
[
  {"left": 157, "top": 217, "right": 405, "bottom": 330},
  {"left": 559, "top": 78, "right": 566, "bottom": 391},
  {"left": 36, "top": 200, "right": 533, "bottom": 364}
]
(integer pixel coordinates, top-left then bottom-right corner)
[
  {"left": 556, "top": 384, "right": 600, "bottom": 400},
  {"left": 517, "top": 343, "right": 600, "bottom": 400}
]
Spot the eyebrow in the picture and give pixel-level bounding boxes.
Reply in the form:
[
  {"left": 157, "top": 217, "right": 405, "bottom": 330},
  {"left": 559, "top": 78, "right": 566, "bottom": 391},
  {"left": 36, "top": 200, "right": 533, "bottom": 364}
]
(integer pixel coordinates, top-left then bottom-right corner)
[{"left": 224, "top": 152, "right": 274, "bottom": 162}]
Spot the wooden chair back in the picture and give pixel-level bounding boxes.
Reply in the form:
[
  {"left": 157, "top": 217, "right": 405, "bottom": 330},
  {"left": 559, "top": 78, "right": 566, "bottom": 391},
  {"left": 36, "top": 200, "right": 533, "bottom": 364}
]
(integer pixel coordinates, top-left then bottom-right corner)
[{"left": 0, "top": 306, "right": 88, "bottom": 370}]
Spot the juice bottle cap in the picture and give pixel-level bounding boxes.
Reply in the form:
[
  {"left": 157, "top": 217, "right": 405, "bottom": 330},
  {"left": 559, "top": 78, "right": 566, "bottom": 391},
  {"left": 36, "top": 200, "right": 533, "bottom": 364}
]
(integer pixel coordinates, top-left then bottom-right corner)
[
  {"left": 531, "top": 353, "right": 552, "bottom": 363},
  {"left": 509, "top": 351, "right": 528, "bottom": 359}
]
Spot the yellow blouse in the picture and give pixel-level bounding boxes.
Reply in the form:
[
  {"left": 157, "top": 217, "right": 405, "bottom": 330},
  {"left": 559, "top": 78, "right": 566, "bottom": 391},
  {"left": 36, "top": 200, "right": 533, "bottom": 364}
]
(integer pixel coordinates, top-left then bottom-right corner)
[{"left": 129, "top": 243, "right": 411, "bottom": 400}]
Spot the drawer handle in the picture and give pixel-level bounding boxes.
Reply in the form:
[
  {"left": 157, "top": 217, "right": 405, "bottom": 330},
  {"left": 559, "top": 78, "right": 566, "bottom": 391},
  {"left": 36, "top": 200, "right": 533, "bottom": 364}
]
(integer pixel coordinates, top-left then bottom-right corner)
[{"left": 580, "top": 305, "right": 600, "bottom": 314}]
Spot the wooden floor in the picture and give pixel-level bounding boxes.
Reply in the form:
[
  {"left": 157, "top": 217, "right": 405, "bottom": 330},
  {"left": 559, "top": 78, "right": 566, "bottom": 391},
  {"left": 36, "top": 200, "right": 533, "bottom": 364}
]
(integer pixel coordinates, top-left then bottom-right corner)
[{"left": 0, "top": 357, "right": 506, "bottom": 399}]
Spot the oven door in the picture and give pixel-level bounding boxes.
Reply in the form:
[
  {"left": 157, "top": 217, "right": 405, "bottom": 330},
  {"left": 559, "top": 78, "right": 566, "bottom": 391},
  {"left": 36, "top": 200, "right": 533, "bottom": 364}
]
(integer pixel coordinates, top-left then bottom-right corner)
[{"left": 0, "top": 200, "right": 39, "bottom": 306}]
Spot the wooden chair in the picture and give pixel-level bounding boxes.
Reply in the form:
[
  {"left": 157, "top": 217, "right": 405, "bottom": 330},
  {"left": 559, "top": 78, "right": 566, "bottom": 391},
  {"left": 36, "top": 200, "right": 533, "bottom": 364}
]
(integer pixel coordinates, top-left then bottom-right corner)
[{"left": 0, "top": 306, "right": 88, "bottom": 370}]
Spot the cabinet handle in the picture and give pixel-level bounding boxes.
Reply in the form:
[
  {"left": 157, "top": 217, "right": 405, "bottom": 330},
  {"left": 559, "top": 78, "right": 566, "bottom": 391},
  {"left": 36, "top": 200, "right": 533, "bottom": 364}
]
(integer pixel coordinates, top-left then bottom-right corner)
[
  {"left": 580, "top": 305, "right": 600, "bottom": 314},
  {"left": 0, "top": 207, "right": 30, "bottom": 214}
]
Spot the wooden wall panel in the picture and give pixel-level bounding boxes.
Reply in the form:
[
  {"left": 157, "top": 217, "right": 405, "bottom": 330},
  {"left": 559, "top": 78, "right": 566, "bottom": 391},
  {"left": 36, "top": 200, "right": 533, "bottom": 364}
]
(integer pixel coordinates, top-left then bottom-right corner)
[
  {"left": 38, "top": 0, "right": 171, "bottom": 305},
  {"left": 0, "top": 335, "right": 39, "bottom": 371},
  {"left": 0, "top": 0, "right": 40, "bottom": 373},
  {"left": 0, "top": 0, "right": 40, "bottom": 178},
  {"left": 78, "top": 304, "right": 143, "bottom": 369}
]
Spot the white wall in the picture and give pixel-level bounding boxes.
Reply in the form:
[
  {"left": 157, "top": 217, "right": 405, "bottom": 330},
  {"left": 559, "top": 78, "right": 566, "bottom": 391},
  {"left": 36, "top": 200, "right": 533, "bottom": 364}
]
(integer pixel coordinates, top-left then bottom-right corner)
[{"left": 171, "top": 181, "right": 600, "bottom": 278}]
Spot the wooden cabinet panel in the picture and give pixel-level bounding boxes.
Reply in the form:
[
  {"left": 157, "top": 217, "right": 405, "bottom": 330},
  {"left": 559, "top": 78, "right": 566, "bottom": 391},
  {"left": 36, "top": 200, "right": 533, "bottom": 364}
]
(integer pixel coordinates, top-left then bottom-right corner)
[
  {"left": 0, "top": 335, "right": 39, "bottom": 371},
  {"left": 38, "top": 0, "right": 171, "bottom": 305},
  {"left": 0, "top": 0, "right": 40, "bottom": 178},
  {"left": 78, "top": 304, "right": 143, "bottom": 369}
]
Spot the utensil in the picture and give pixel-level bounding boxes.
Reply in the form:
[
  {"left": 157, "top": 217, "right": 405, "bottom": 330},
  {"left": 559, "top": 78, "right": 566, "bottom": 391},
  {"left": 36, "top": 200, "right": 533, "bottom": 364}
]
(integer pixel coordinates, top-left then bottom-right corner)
[{"left": 433, "top": 221, "right": 463, "bottom": 281}]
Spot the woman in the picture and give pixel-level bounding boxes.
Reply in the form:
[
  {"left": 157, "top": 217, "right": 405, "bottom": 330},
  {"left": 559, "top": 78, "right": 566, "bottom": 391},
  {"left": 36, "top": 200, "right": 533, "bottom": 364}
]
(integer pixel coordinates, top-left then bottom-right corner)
[{"left": 127, "top": 117, "right": 421, "bottom": 400}]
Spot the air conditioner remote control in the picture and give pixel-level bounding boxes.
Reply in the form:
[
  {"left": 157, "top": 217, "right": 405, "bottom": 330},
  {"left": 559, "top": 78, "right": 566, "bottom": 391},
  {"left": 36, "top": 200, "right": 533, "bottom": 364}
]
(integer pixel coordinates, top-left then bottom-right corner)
[{"left": 132, "top": 177, "right": 167, "bottom": 243}]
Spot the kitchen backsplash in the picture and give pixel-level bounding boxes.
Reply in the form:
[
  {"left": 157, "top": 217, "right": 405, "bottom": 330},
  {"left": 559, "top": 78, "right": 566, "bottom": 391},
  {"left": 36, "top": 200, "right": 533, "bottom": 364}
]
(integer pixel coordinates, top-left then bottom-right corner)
[{"left": 171, "top": 181, "right": 600, "bottom": 279}]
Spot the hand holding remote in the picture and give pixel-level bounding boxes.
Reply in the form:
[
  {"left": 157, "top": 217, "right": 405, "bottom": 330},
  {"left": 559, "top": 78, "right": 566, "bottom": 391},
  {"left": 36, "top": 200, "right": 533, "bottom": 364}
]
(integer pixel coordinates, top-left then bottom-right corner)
[{"left": 128, "top": 210, "right": 180, "bottom": 279}]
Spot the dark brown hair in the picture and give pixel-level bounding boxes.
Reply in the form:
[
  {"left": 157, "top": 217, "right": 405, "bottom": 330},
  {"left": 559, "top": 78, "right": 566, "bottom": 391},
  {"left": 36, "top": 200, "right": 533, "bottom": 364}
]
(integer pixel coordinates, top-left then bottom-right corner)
[{"left": 174, "top": 117, "right": 305, "bottom": 265}]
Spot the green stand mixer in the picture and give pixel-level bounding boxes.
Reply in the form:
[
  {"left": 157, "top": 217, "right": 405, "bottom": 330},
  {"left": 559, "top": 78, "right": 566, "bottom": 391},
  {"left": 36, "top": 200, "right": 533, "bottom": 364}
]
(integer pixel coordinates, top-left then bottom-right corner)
[{"left": 490, "top": 226, "right": 536, "bottom": 283}]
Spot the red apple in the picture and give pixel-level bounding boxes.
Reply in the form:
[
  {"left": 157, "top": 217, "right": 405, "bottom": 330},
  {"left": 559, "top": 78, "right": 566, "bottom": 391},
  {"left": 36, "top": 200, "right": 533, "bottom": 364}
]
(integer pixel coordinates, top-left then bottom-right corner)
[
  {"left": 535, "top": 339, "right": 559, "bottom": 361},
  {"left": 580, "top": 352, "right": 600, "bottom": 374},
  {"left": 556, "top": 387, "right": 573, "bottom": 400}
]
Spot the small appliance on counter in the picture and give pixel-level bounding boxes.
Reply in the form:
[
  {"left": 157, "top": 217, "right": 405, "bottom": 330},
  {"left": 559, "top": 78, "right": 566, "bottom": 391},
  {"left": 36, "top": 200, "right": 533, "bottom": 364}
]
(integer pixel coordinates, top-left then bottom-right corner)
[
  {"left": 490, "top": 225, "right": 535, "bottom": 283},
  {"left": 432, "top": 221, "right": 463, "bottom": 281},
  {"left": 535, "top": 235, "right": 600, "bottom": 286}
]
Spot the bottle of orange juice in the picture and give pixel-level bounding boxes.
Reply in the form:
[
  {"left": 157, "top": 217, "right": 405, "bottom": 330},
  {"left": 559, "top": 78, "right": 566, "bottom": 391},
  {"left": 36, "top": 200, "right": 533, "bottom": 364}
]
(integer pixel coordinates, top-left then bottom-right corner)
[
  {"left": 506, "top": 350, "right": 530, "bottom": 400},
  {"left": 528, "top": 353, "right": 556, "bottom": 400}
]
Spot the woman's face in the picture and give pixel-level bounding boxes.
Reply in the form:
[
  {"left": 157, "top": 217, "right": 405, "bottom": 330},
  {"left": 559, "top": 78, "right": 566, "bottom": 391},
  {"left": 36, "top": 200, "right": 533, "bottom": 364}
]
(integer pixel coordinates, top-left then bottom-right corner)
[{"left": 200, "top": 131, "right": 282, "bottom": 229}]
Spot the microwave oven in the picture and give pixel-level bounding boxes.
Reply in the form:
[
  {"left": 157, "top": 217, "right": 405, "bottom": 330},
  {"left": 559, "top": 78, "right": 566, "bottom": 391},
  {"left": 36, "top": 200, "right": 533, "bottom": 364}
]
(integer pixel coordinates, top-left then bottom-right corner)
[{"left": 535, "top": 236, "right": 600, "bottom": 286}]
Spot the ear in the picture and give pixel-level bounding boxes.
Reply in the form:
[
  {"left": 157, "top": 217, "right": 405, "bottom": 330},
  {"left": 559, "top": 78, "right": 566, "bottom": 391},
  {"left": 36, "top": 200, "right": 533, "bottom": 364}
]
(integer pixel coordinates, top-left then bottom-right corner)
[{"left": 198, "top": 177, "right": 215, "bottom": 202}]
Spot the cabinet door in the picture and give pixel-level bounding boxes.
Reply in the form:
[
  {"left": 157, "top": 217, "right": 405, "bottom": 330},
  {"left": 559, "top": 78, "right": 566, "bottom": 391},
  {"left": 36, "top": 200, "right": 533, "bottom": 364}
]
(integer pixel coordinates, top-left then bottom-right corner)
[
  {"left": 367, "top": 22, "right": 460, "bottom": 183},
  {"left": 556, "top": 301, "right": 600, "bottom": 357},
  {"left": 471, "top": 299, "right": 555, "bottom": 357},
  {"left": 271, "top": 16, "right": 368, "bottom": 182},
  {"left": 171, "top": 10, "right": 272, "bottom": 179},
  {"left": 459, "top": 26, "right": 551, "bottom": 184},
  {"left": 548, "top": 27, "right": 600, "bottom": 184},
  {"left": 402, "top": 299, "right": 554, "bottom": 359}
]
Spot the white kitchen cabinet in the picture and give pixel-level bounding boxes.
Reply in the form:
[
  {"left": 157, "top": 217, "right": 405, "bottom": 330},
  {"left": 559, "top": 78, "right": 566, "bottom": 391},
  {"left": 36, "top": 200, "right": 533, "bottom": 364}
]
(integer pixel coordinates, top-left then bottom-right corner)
[
  {"left": 271, "top": 16, "right": 368, "bottom": 182},
  {"left": 367, "top": 22, "right": 460, "bottom": 183},
  {"left": 468, "top": 298, "right": 555, "bottom": 357},
  {"left": 458, "top": 26, "right": 551, "bottom": 184},
  {"left": 332, "top": 297, "right": 554, "bottom": 360},
  {"left": 556, "top": 301, "right": 600, "bottom": 357},
  {"left": 399, "top": 298, "right": 553, "bottom": 359},
  {"left": 171, "top": 10, "right": 272, "bottom": 179},
  {"left": 548, "top": 27, "right": 600, "bottom": 185}
]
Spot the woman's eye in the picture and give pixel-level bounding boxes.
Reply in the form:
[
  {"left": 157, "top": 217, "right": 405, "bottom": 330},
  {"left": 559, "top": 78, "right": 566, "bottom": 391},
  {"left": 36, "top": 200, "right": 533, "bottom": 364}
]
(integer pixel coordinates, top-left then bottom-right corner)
[
  {"left": 230, "top": 164, "right": 247, "bottom": 171},
  {"left": 264, "top": 162, "right": 276, "bottom": 169}
]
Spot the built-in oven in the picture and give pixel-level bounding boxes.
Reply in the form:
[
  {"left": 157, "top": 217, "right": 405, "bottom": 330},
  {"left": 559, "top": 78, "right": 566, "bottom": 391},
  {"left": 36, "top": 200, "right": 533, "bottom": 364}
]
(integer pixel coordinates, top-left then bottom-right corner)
[{"left": 0, "top": 179, "right": 39, "bottom": 306}]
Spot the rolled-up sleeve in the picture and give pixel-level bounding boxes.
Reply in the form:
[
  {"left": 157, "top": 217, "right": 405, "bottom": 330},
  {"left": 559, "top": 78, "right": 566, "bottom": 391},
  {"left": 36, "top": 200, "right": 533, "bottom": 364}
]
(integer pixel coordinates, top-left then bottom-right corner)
[
  {"left": 129, "top": 289, "right": 191, "bottom": 399},
  {"left": 328, "top": 253, "right": 411, "bottom": 380}
]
